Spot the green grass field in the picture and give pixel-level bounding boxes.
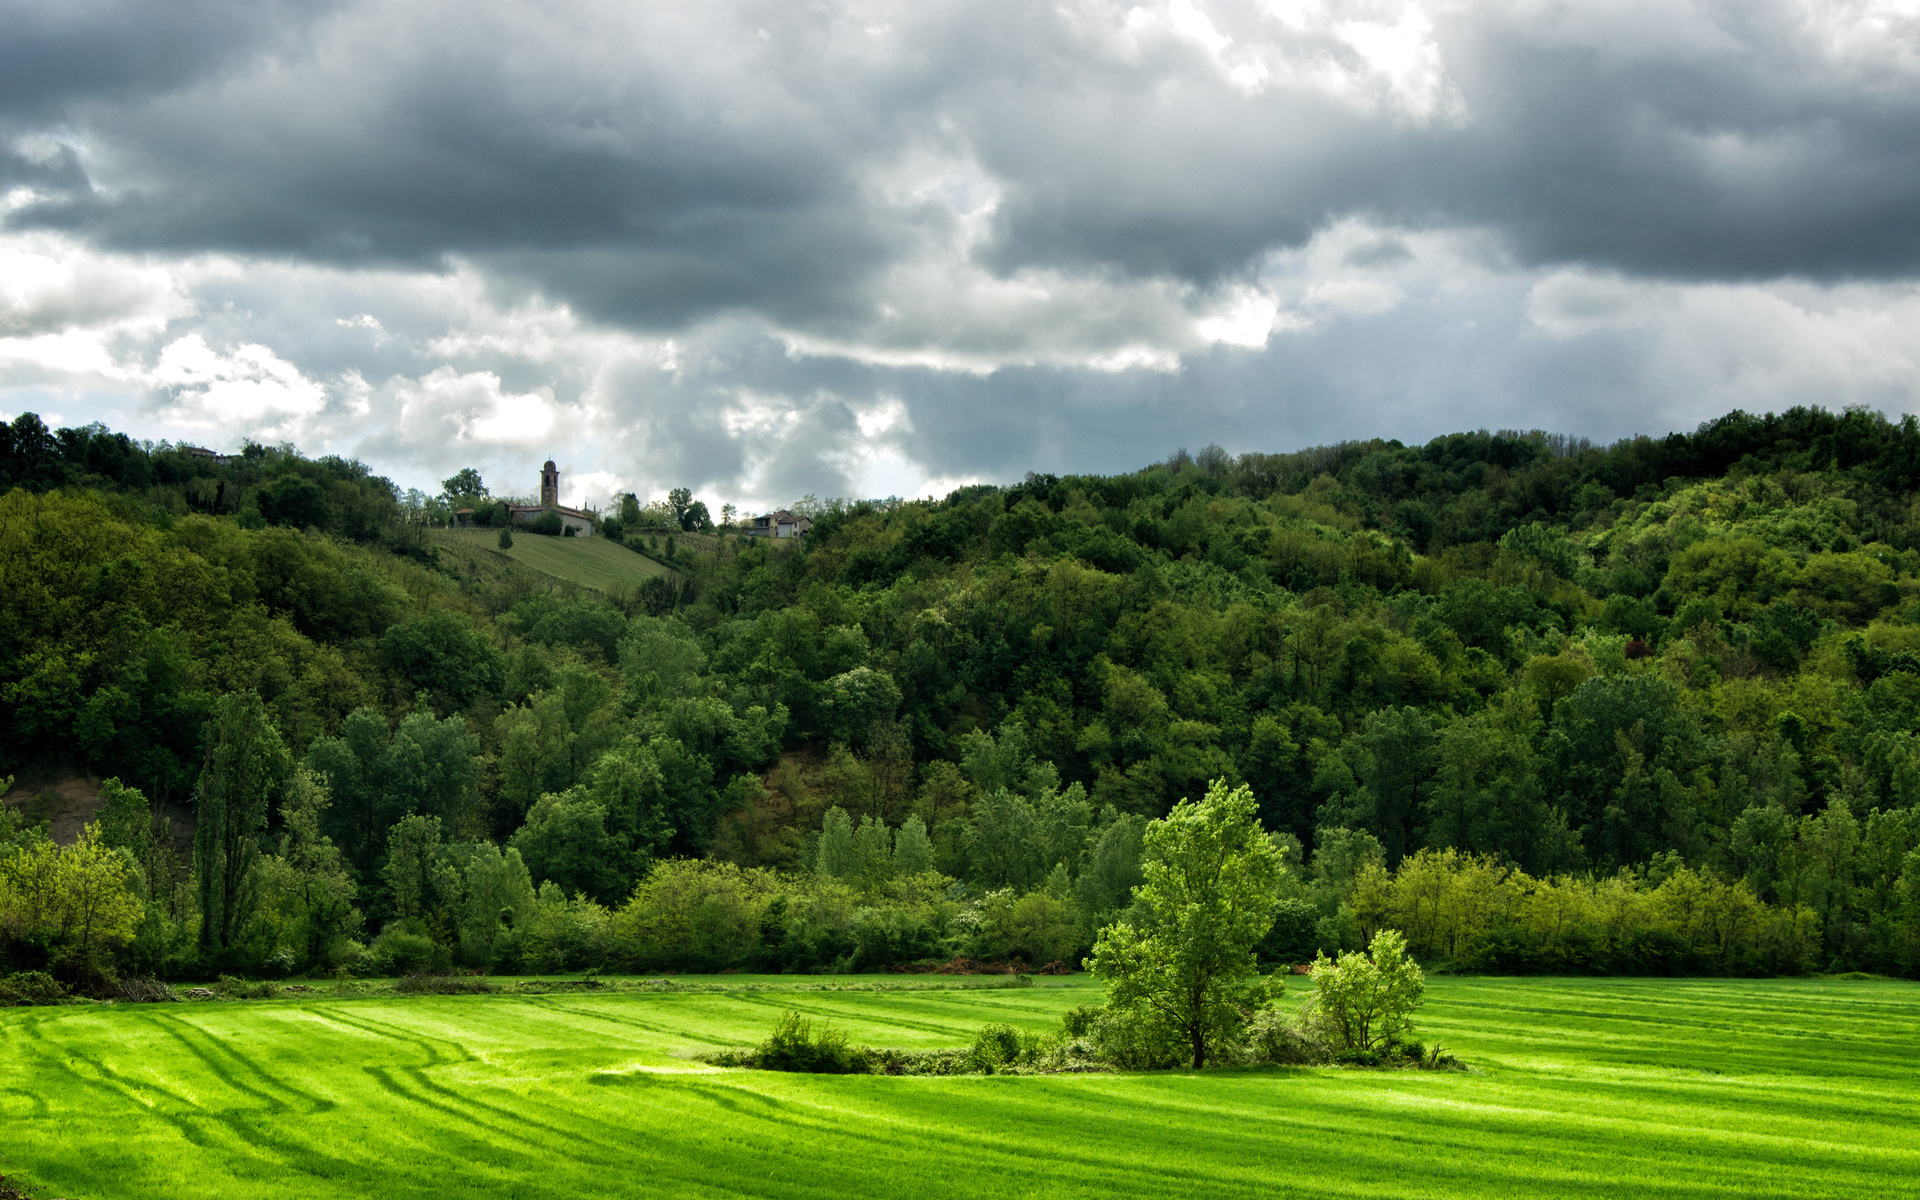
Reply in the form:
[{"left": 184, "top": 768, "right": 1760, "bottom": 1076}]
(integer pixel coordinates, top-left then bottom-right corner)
[
  {"left": 3, "top": 975, "right": 1917, "bottom": 1199},
  {"left": 432, "top": 528, "right": 672, "bottom": 592}
]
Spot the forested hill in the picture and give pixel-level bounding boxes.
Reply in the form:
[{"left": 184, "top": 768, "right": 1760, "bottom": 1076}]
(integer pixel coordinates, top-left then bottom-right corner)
[{"left": 2, "top": 404, "right": 1918, "bottom": 981}]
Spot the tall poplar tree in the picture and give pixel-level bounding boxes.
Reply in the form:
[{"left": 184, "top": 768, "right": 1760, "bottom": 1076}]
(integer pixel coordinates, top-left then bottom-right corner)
[{"left": 195, "top": 691, "right": 289, "bottom": 952}]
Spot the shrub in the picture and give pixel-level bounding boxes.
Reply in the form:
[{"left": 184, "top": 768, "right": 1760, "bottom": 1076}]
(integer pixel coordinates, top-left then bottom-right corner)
[
  {"left": 1059, "top": 1003, "right": 1102, "bottom": 1037},
  {"left": 1089, "top": 1006, "right": 1186, "bottom": 1071},
  {"left": 216, "top": 975, "right": 279, "bottom": 999},
  {"left": 395, "top": 973, "right": 498, "bottom": 995},
  {"left": 756, "top": 1010, "right": 864, "bottom": 1073},
  {"left": 0, "top": 971, "right": 67, "bottom": 1006},
  {"left": 519, "top": 883, "right": 611, "bottom": 972},
  {"left": 498, "top": 527, "right": 513, "bottom": 549},
  {"left": 848, "top": 905, "right": 939, "bottom": 971},
  {"left": 368, "top": 926, "right": 443, "bottom": 976},
  {"left": 968, "top": 1023, "right": 1023, "bottom": 1071},
  {"left": 1301, "top": 928, "right": 1426, "bottom": 1055},
  {"left": 1243, "top": 1008, "right": 1329, "bottom": 1065}
]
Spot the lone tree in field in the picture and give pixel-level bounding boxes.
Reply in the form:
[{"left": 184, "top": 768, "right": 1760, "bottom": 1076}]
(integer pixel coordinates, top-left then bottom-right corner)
[{"left": 1088, "top": 779, "right": 1284, "bottom": 1068}]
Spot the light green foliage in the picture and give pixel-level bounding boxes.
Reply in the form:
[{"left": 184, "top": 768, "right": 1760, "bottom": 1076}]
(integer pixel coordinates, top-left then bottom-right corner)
[
  {"left": 1348, "top": 846, "right": 1823, "bottom": 974},
  {"left": 0, "top": 823, "right": 144, "bottom": 976},
  {"left": 892, "top": 815, "right": 934, "bottom": 876},
  {"left": 519, "top": 882, "right": 611, "bottom": 972},
  {"left": 852, "top": 815, "right": 893, "bottom": 886},
  {"left": 1089, "top": 779, "right": 1284, "bottom": 1067},
  {"left": 453, "top": 842, "right": 536, "bottom": 968},
  {"left": 1075, "top": 813, "right": 1145, "bottom": 917},
  {"left": 610, "top": 860, "right": 780, "bottom": 971},
  {"left": 823, "top": 667, "right": 902, "bottom": 745},
  {"left": 619, "top": 616, "right": 707, "bottom": 699},
  {"left": 975, "top": 887, "right": 1083, "bottom": 966},
  {"left": 257, "top": 767, "right": 360, "bottom": 969},
  {"left": 816, "top": 806, "right": 857, "bottom": 881},
  {"left": 93, "top": 777, "right": 154, "bottom": 859},
  {"left": 1303, "top": 928, "right": 1426, "bottom": 1055},
  {"left": 958, "top": 723, "right": 1030, "bottom": 794},
  {"left": 963, "top": 789, "right": 1046, "bottom": 889}
]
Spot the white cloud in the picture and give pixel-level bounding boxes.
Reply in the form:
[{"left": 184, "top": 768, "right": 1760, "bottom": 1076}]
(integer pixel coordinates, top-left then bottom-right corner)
[{"left": 151, "top": 335, "right": 328, "bottom": 428}]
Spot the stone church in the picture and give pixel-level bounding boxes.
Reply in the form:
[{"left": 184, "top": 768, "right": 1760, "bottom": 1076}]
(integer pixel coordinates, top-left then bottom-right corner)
[{"left": 509, "top": 459, "right": 595, "bottom": 536}]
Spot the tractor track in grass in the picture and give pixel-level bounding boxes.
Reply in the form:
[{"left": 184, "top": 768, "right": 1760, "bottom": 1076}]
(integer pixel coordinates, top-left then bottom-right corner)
[{"left": 2, "top": 975, "right": 1916, "bottom": 1199}]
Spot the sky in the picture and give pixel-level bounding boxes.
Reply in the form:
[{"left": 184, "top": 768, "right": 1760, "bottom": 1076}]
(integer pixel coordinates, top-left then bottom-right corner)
[{"left": 4, "top": 0, "right": 1920, "bottom": 512}]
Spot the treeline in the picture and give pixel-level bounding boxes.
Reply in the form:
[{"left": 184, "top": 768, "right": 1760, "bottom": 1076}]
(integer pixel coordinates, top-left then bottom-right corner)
[{"left": 3, "top": 405, "right": 1920, "bottom": 983}]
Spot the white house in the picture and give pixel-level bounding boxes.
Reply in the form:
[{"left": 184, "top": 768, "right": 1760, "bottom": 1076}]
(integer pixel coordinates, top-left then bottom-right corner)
[{"left": 746, "top": 509, "right": 812, "bottom": 538}]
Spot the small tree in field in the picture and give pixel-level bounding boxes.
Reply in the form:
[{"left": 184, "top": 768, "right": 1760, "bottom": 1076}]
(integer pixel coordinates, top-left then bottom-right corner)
[
  {"left": 1088, "top": 779, "right": 1283, "bottom": 1068},
  {"left": 498, "top": 526, "right": 513, "bottom": 549},
  {"left": 1303, "top": 928, "right": 1425, "bottom": 1056}
]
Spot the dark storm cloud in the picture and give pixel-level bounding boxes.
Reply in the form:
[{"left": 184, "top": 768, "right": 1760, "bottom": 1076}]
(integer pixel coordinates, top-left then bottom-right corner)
[
  {"left": 0, "top": 0, "right": 338, "bottom": 118},
  {"left": 9, "top": 0, "right": 1920, "bottom": 512},
  {"left": 11, "top": 0, "right": 1920, "bottom": 339},
  {"left": 967, "top": 2, "right": 1920, "bottom": 285}
]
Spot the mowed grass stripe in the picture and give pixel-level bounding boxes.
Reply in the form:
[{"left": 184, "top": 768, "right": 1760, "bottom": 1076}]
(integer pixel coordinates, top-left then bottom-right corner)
[{"left": 2, "top": 977, "right": 1915, "bottom": 1199}]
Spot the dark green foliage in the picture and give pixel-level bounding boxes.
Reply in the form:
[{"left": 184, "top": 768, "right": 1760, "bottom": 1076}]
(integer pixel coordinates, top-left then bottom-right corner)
[
  {"left": 0, "top": 971, "right": 67, "bottom": 1006},
  {"left": 307, "top": 707, "right": 478, "bottom": 873},
  {"left": 377, "top": 611, "right": 505, "bottom": 711},
  {"left": 12, "top": 405, "right": 1920, "bottom": 983},
  {"left": 1258, "top": 899, "right": 1320, "bottom": 965},
  {"left": 393, "top": 972, "right": 496, "bottom": 994},
  {"left": 195, "top": 692, "right": 289, "bottom": 953},
  {"left": 258, "top": 474, "right": 332, "bottom": 529}
]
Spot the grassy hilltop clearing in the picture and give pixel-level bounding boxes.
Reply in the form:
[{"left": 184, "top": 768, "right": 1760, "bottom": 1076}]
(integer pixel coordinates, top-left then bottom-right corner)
[
  {"left": 3, "top": 975, "right": 1917, "bottom": 1200},
  {"left": 431, "top": 527, "right": 675, "bottom": 592}
]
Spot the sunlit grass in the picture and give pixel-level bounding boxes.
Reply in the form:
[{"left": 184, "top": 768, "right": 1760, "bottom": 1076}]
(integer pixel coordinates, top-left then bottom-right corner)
[
  {"left": 432, "top": 527, "right": 671, "bottom": 592},
  {"left": 3, "top": 975, "right": 1915, "bottom": 1198}
]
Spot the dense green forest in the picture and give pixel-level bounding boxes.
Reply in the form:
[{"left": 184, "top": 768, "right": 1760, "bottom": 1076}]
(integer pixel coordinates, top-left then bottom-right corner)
[{"left": 2, "top": 405, "right": 1918, "bottom": 984}]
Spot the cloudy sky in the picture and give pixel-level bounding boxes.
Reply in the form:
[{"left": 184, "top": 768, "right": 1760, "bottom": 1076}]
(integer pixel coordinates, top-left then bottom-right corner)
[{"left": 5, "top": 0, "right": 1920, "bottom": 510}]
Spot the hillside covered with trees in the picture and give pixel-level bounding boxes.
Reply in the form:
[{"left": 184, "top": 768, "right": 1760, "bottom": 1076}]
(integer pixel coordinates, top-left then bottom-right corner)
[{"left": 2, "top": 405, "right": 1918, "bottom": 986}]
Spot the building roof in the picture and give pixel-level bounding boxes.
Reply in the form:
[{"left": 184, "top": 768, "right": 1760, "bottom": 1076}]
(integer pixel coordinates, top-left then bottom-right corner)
[
  {"left": 510, "top": 503, "right": 594, "bottom": 520},
  {"left": 543, "top": 459, "right": 557, "bottom": 470}
]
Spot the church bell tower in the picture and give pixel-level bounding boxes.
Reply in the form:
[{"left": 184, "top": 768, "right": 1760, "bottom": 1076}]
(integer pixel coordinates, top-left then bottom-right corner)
[{"left": 540, "top": 459, "right": 558, "bottom": 508}]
